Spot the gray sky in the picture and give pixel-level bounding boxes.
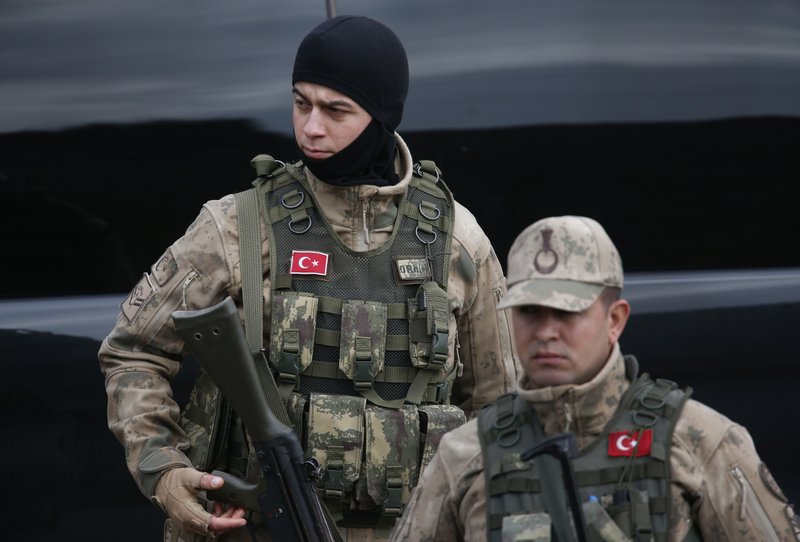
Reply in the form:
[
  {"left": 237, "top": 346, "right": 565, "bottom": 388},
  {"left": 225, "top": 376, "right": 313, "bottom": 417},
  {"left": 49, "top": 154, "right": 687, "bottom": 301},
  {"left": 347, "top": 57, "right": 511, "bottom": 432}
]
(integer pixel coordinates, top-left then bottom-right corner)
[{"left": 2, "top": 0, "right": 799, "bottom": 134}]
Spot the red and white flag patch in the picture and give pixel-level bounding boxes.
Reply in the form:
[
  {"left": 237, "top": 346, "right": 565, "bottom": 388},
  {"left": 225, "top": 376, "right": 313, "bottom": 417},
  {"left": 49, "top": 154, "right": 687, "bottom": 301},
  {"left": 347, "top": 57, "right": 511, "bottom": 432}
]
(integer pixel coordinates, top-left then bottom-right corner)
[
  {"left": 290, "top": 250, "right": 329, "bottom": 275},
  {"left": 608, "top": 429, "right": 653, "bottom": 457}
]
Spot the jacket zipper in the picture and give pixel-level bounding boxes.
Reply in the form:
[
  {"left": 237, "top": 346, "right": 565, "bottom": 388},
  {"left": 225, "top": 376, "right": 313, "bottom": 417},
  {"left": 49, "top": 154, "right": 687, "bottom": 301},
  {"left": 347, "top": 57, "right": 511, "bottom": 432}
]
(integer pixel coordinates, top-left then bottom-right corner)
[
  {"left": 730, "top": 465, "right": 780, "bottom": 541},
  {"left": 564, "top": 399, "right": 574, "bottom": 433},
  {"left": 362, "top": 204, "right": 370, "bottom": 246}
]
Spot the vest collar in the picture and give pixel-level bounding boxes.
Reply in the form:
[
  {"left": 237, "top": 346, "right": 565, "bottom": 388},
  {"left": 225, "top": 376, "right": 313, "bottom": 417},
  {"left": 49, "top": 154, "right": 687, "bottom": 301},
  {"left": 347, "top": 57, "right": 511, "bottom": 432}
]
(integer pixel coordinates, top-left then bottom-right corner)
[
  {"left": 301, "top": 133, "right": 412, "bottom": 250},
  {"left": 303, "top": 132, "right": 413, "bottom": 200},
  {"left": 516, "top": 344, "right": 630, "bottom": 449}
]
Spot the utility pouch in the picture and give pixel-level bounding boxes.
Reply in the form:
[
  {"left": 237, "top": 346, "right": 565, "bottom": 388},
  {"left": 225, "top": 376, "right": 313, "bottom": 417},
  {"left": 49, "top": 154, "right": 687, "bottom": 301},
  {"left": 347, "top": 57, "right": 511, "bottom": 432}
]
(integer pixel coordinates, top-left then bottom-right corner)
[
  {"left": 408, "top": 281, "right": 450, "bottom": 369},
  {"left": 307, "top": 393, "right": 366, "bottom": 517},
  {"left": 286, "top": 391, "right": 308, "bottom": 445},
  {"left": 339, "top": 300, "right": 388, "bottom": 391},
  {"left": 363, "top": 404, "right": 420, "bottom": 514},
  {"left": 501, "top": 513, "right": 552, "bottom": 541},
  {"left": 608, "top": 488, "right": 654, "bottom": 542},
  {"left": 269, "top": 291, "right": 318, "bottom": 386},
  {"left": 418, "top": 404, "right": 466, "bottom": 473},
  {"left": 583, "top": 499, "right": 633, "bottom": 542}
]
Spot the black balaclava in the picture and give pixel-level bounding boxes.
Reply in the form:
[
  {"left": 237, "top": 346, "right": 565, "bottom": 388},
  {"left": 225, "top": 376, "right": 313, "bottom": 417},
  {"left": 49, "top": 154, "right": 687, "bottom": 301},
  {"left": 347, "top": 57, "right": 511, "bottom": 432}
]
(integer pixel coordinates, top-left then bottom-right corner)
[{"left": 292, "top": 15, "right": 409, "bottom": 187}]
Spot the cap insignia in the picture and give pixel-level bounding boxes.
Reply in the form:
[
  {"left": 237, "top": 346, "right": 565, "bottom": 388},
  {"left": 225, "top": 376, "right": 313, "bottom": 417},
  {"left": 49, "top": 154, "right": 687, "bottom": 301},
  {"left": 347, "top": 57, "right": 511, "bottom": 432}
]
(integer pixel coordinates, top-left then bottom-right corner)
[{"left": 534, "top": 228, "right": 559, "bottom": 274}]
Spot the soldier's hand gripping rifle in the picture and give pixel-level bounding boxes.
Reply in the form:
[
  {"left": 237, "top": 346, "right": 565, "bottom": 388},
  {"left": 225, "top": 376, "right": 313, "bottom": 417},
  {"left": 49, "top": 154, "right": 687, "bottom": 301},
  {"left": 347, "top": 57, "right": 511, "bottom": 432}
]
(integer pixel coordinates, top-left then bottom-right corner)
[{"left": 172, "top": 296, "right": 338, "bottom": 542}]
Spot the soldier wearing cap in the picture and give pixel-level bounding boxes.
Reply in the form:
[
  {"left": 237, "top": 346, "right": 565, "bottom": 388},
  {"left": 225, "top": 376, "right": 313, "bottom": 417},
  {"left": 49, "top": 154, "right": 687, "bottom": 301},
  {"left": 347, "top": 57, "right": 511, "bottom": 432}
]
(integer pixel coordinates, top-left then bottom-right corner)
[
  {"left": 391, "top": 215, "right": 799, "bottom": 541},
  {"left": 99, "top": 15, "right": 518, "bottom": 542}
]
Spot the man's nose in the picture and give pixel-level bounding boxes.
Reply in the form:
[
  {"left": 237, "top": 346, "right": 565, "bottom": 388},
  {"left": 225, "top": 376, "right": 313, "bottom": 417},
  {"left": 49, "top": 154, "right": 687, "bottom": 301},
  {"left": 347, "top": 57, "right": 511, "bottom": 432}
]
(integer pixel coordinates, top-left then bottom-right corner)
[
  {"left": 533, "top": 311, "right": 560, "bottom": 341},
  {"left": 303, "top": 108, "right": 326, "bottom": 137}
]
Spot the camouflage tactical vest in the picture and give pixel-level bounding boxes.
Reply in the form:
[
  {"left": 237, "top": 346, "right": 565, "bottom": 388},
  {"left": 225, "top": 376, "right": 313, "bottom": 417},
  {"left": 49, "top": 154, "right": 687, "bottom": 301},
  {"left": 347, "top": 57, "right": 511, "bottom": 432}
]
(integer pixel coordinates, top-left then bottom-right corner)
[
  {"left": 478, "top": 357, "right": 694, "bottom": 542},
  {"left": 179, "top": 156, "right": 467, "bottom": 533}
]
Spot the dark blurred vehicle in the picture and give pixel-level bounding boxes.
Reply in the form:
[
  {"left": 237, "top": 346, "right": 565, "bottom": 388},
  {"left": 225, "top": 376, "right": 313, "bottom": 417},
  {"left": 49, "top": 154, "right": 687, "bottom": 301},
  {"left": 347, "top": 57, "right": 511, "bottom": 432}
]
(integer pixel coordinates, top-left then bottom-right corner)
[{"left": 1, "top": 0, "right": 799, "bottom": 540}]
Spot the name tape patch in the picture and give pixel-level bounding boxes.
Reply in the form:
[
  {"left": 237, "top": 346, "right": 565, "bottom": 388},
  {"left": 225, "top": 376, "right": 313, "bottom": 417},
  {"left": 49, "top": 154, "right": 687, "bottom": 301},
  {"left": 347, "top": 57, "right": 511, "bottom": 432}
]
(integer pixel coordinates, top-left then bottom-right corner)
[{"left": 395, "top": 257, "right": 431, "bottom": 281}]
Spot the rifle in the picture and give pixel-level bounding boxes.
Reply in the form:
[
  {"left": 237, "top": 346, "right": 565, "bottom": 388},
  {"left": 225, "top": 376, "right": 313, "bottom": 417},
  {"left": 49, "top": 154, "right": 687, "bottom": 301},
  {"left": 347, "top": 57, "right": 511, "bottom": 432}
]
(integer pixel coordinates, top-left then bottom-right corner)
[
  {"left": 172, "top": 296, "right": 337, "bottom": 542},
  {"left": 521, "top": 433, "right": 588, "bottom": 542}
]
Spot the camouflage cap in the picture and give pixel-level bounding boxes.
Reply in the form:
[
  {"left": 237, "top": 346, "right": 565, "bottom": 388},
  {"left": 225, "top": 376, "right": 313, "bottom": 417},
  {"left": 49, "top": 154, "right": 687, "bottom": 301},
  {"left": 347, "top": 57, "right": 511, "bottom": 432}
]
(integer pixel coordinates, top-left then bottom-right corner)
[{"left": 497, "top": 216, "right": 623, "bottom": 312}]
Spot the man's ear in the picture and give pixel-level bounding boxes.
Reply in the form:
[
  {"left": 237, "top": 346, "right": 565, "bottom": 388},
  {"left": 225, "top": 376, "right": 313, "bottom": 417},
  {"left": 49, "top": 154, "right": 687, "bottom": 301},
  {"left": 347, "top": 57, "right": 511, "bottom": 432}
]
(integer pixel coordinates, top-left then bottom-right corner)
[{"left": 607, "top": 299, "right": 631, "bottom": 345}]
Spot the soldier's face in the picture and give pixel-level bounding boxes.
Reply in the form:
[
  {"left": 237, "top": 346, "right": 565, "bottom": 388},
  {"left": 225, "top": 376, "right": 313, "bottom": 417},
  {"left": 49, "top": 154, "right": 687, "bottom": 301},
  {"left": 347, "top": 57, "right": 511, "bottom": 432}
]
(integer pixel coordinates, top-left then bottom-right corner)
[
  {"left": 292, "top": 82, "right": 373, "bottom": 160},
  {"left": 511, "top": 297, "right": 629, "bottom": 388}
]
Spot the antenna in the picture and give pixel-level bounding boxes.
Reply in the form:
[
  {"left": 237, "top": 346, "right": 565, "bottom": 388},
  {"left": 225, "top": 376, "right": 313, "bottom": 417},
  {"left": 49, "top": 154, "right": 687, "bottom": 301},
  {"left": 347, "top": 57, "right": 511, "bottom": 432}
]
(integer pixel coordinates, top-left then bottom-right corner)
[{"left": 325, "top": 0, "right": 337, "bottom": 19}]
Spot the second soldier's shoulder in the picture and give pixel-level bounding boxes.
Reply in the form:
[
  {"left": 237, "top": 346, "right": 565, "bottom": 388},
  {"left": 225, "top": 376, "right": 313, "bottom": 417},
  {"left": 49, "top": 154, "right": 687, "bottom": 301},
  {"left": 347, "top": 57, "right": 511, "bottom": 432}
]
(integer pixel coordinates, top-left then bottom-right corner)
[
  {"left": 439, "top": 417, "right": 482, "bottom": 456},
  {"left": 672, "top": 398, "right": 743, "bottom": 458}
]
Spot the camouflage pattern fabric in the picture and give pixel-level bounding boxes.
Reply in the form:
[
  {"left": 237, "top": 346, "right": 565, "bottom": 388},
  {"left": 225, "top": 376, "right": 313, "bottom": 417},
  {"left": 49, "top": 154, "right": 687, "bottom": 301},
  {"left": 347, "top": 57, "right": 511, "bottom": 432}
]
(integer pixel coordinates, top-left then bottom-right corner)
[
  {"left": 501, "top": 513, "right": 551, "bottom": 542},
  {"left": 363, "top": 404, "right": 419, "bottom": 506},
  {"left": 339, "top": 300, "right": 387, "bottom": 381},
  {"left": 308, "top": 393, "right": 366, "bottom": 495},
  {"left": 498, "top": 215, "right": 623, "bottom": 313},
  {"left": 418, "top": 404, "right": 466, "bottom": 472},
  {"left": 98, "top": 133, "right": 519, "bottom": 540},
  {"left": 390, "top": 347, "right": 799, "bottom": 541},
  {"left": 270, "top": 291, "right": 318, "bottom": 373}
]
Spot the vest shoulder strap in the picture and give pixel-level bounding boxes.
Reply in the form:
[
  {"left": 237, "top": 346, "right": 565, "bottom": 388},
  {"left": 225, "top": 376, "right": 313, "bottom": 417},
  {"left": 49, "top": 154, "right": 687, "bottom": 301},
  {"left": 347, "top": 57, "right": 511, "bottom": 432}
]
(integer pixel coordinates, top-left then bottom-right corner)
[
  {"left": 236, "top": 155, "right": 300, "bottom": 348},
  {"left": 234, "top": 156, "right": 296, "bottom": 427}
]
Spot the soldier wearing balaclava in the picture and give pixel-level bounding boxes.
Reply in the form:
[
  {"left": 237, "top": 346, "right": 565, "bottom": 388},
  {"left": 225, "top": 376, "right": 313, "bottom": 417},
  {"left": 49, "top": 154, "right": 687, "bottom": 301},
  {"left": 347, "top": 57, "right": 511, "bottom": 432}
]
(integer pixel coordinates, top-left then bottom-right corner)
[{"left": 99, "top": 14, "right": 519, "bottom": 542}]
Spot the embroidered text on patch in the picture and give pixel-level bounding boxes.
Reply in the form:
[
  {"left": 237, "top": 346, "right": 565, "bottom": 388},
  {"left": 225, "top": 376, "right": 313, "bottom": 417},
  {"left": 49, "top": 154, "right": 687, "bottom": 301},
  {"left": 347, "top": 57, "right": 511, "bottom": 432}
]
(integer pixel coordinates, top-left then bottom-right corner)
[{"left": 395, "top": 257, "right": 431, "bottom": 281}]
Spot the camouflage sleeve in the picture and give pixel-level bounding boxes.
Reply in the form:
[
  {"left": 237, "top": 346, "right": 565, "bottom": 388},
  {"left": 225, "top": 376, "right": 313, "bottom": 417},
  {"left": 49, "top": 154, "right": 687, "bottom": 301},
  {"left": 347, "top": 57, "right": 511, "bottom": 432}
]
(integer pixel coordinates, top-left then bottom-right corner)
[
  {"left": 448, "top": 201, "right": 519, "bottom": 418},
  {"left": 390, "top": 420, "right": 486, "bottom": 542},
  {"left": 670, "top": 400, "right": 799, "bottom": 541},
  {"left": 98, "top": 196, "right": 247, "bottom": 499}
]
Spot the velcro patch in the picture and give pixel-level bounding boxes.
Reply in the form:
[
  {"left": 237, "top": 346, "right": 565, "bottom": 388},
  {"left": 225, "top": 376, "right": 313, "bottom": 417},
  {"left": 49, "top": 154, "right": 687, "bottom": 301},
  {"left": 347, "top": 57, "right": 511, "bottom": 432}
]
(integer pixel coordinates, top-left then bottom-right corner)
[
  {"left": 121, "top": 273, "right": 155, "bottom": 324},
  {"left": 290, "top": 250, "right": 329, "bottom": 275},
  {"left": 151, "top": 248, "right": 178, "bottom": 286},
  {"left": 395, "top": 257, "right": 431, "bottom": 282},
  {"left": 608, "top": 429, "right": 652, "bottom": 457}
]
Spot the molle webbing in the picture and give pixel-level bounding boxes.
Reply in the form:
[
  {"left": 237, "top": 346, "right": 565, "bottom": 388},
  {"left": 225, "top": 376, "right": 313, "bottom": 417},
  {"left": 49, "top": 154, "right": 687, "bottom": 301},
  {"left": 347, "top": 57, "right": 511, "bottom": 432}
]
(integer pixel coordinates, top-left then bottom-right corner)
[
  {"left": 478, "top": 370, "right": 691, "bottom": 542},
  {"left": 258, "top": 159, "right": 456, "bottom": 408}
]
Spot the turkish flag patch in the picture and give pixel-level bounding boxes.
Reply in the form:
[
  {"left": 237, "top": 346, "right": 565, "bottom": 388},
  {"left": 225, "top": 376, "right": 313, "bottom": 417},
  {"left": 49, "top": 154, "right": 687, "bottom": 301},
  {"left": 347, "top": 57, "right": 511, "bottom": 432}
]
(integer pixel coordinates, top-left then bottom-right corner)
[
  {"left": 290, "top": 250, "right": 329, "bottom": 275},
  {"left": 608, "top": 429, "right": 653, "bottom": 457}
]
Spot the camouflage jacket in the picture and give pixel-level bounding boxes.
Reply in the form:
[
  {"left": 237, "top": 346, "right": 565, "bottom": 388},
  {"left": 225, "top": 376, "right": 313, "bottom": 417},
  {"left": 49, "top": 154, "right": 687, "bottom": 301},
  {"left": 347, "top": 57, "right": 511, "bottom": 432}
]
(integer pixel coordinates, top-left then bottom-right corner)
[
  {"left": 391, "top": 344, "right": 799, "bottom": 541},
  {"left": 98, "top": 133, "right": 518, "bottom": 502}
]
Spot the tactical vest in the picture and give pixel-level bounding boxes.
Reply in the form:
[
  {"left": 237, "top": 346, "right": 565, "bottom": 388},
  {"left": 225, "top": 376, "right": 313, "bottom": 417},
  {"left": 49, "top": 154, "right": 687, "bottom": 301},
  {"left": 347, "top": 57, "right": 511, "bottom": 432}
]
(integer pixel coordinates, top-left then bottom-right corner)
[
  {"left": 178, "top": 156, "right": 466, "bottom": 533},
  {"left": 478, "top": 357, "right": 695, "bottom": 542}
]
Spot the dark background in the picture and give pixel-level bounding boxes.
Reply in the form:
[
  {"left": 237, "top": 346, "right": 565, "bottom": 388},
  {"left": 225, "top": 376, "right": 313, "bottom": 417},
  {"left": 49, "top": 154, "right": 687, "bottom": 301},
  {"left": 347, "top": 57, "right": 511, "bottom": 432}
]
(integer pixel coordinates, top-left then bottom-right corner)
[{"left": 2, "top": 116, "right": 798, "bottom": 298}]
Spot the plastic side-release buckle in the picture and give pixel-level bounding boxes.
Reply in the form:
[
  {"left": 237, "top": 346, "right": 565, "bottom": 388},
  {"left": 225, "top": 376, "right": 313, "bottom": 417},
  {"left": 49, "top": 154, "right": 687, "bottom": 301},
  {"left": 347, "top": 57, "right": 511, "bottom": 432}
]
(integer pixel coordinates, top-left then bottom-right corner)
[
  {"left": 383, "top": 465, "right": 404, "bottom": 516},
  {"left": 323, "top": 446, "right": 345, "bottom": 500},
  {"left": 354, "top": 336, "right": 374, "bottom": 391},
  {"left": 278, "top": 329, "right": 300, "bottom": 384}
]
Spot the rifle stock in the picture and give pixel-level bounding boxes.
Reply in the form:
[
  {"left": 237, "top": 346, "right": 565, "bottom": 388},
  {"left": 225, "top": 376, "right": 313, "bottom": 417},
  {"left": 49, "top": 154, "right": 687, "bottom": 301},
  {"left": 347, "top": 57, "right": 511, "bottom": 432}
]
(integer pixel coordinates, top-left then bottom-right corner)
[{"left": 172, "top": 296, "right": 335, "bottom": 542}]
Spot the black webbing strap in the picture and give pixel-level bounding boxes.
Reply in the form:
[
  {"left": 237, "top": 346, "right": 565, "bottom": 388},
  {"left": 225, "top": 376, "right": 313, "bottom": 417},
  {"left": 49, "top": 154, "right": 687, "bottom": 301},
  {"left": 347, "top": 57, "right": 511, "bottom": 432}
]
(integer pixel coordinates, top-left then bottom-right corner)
[{"left": 528, "top": 408, "right": 576, "bottom": 542}]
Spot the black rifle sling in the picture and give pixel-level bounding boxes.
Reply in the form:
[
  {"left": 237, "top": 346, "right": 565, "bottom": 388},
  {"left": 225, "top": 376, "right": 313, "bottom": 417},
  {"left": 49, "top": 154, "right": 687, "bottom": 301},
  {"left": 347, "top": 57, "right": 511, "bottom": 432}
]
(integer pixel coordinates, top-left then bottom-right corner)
[{"left": 529, "top": 409, "right": 577, "bottom": 541}]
